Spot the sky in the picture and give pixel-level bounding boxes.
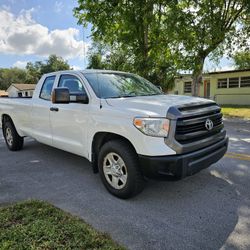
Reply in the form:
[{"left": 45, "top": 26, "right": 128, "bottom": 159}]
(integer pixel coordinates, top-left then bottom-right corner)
[
  {"left": 0, "top": 0, "right": 235, "bottom": 72},
  {"left": 0, "top": 0, "right": 91, "bottom": 70}
]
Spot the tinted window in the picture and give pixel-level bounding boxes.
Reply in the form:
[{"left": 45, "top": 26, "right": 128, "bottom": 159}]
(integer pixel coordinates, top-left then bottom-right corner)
[
  {"left": 58, "top": 75, "right": 86, "bottom": 94},
  {"left": 217, "top": 78, "right": 227, "bottom": 88},
  {"left": 241, "top": 76, "right": 250, "bottom": 88},
  {"left": 229, "top": 77, "right": 239, "bottom": 88},
  {"left": 83, "top": 73, "right": 162, "bottom": 98},
  {"left": 40, "top": 76, "right": 55, "bottom": 100},
  {"left": 184, "top": 82, "right": 192, "bottom": 93}
]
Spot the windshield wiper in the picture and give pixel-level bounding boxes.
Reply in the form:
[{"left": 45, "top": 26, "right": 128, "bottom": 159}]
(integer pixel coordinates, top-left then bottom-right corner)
[
  {"left": 107, "top": 93, "right": 162, "bottom": 98},
  {"left": 120, "top": 95, "right": 137, "bottom": 98},
  {"left": 106, "top": 95, "right": 136, "bottom": 99},
  {"left": 138, "top": 93, "right": 162, "bottom": 96}
]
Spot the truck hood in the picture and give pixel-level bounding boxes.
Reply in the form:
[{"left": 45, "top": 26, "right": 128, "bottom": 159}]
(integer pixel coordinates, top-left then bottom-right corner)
[{"left": 105, "top": 94, "right": 214, "bottom": 117}]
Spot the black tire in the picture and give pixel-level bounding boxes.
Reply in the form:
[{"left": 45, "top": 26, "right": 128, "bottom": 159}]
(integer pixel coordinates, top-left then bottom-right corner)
[
  {"left": 98, "top": 140, "right": 145, "bottom": 199},
  {"left": 3, "top": 120, "right": 24, "bottom": 151}
]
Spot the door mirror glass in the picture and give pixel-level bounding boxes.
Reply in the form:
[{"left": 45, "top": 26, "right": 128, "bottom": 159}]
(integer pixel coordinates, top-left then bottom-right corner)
[
  {"left": 52, "top": 88, "right": 70, "bottom": 104},
  {"left": 69, "top": 93, "right": 89, "bottom": 104},
  {"left": 52, "top": 88, "right": 89, "bottom": 104}
]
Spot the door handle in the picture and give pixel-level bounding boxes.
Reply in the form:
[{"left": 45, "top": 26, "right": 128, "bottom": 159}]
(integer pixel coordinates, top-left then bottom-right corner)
[{"left": 50, "top": 107, "right": 59, "bottom": 112}]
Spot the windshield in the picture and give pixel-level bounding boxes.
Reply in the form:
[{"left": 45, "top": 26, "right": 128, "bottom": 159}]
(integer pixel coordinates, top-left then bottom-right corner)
[{"left": 83, "top": 72, "right": 162, "bottom": 98}]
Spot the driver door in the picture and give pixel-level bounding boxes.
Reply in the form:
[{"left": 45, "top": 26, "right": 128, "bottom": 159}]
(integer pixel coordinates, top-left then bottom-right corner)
[{"left": 50, "top": 74, "right": 89, "bottom": 157}]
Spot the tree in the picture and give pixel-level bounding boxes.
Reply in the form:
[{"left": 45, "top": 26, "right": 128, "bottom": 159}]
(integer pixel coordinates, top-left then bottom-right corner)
[
  {"left": 26, "top": 55, "right": 71, "bottom": 83},
  {"left": 75, "top": 0, "right": 250, "bottom": 95},
  {"left": 25, "top": 61, "right": 43, "bottom": 84},
  {"left": 0, "top": 68, "right": 27, "bottom": 90},
  {"left": 162, "top": 0, "right": 250, "bottom": 95},
  {"left": 86, "top": 42, "right": 135, "bottom": 72},
  {"left": 233, "top": 51, "right": 250, "bottom": 69},
  {"left": 74, "top": 0, "right": 179, "bottom": 90},
  {"left": 0, "top": 55, "right": 71, "bottom": 90},
  {"left": 86, "top": 42, "right": 107, "bottom": 69},
  {"left": 41, "top": 55, "right": 71, "bottom": 74},
  {"left": 87, "top": 53, "right": 104, "bottom": 69}
]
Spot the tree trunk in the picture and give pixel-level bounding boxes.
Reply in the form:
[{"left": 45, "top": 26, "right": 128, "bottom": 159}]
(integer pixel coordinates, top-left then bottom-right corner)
[
  {"left": 138, "top": 0, "right": 153, "bottom": 79},
  {"left": 192, "top": 56, "right": 205, "bottom": 96}
]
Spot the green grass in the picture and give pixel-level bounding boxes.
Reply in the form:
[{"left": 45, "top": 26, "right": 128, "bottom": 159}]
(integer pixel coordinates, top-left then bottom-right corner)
[
  {"left": 221, "top": 105, "right": 250, "bottom": 119},
  {"left": 0, "top": 200, "right": 124, "bottom": 250}
]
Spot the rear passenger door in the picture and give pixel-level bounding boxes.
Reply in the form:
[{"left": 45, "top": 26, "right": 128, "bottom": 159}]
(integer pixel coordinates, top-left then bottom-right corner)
[
  {"left": 50, "top": 74, "right": 89, "bottom": 157},
  {"left": 31, "top": 75, "right": 56, "bottom": 146}
]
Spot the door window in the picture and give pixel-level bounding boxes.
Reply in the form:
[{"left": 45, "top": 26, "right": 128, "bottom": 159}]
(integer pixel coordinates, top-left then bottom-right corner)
[
  {"left": 58, "top": 75, "right": 86, "bottom": 94},
  {"left": 40, "top": 76, "right": 56, "bottom": 100}
]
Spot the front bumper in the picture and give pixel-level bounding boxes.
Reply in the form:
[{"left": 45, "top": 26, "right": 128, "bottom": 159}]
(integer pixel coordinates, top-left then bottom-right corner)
[{"left": 139, "top": 137, "right": 229, "bottom": 179}]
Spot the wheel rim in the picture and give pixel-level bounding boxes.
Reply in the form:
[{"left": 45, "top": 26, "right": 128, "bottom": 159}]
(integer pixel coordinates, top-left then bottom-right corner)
[
  {"left": 103, "top": 152, "right": 128, "bottom": 190},
  {"left": 5, "top": 127, "right": 13, "bottom": 146}
]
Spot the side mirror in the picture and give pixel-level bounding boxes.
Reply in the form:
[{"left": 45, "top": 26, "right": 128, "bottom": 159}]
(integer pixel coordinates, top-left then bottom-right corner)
[{"left": 52, "top": 88, "right": 70, "bottom": 104}]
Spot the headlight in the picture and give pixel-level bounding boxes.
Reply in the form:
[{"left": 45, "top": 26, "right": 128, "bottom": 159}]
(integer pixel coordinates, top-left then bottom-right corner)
[{"left": 133, "top": 117, "right": 170, "bottom": 137}]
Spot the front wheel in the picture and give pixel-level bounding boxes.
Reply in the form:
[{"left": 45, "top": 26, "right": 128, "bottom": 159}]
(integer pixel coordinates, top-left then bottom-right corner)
[
  {"left": 98, "top": 140, "right": 145, "bottom": 199},
  {"left": 3, "top": 120, "right": 24, "bottom": 151}
]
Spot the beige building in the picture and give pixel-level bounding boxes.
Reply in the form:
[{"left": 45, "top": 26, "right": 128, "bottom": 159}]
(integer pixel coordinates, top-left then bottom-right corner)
[
  {"left": 0, "top": 90, "right": 8, "bottom": 97},
  {"left": 172, "top": 69, "right": 250, "bottom": 105},
  {"left": 7, "top": 84, "right": 36, "bottom": 98}
]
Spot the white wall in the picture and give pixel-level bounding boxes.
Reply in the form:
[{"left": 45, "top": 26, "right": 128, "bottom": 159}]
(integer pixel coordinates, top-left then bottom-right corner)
[
  {"left": 8, "top": 86, "right": 19, "bottom": 97},
  {"left": 8, "top": 87, "right": 34, "bottom": 97}
]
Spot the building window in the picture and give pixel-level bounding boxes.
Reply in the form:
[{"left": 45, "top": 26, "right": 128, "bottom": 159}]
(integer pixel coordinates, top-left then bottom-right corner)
[
  {"left": 240, "top": 76, "right": 250, "bottom": 88},
  {"left": 217, "top": 78, "right": 227, "bottom": 88},
  {"left": 229, "top": 77, "right": 239, "bottom": 88},
  {"left": 184, "top": 82, "right": 192, "bottom": 93}
]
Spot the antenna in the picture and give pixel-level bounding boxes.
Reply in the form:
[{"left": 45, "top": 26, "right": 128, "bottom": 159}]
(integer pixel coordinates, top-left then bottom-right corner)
[
  {"left": 82, "top": 26, "right": 87, "bottom": 69},
  {"left": 97, "top": 73, "right": 102, "bottom": 109}
]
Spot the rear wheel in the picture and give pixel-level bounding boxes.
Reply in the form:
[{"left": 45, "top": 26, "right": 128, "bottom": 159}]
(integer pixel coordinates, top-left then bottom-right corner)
[
  {"left": 98, "top": 140, "right": 145, "bottom": 199},
  {"left": 3, "top": 120, "right": 23, "bottom": 151}
]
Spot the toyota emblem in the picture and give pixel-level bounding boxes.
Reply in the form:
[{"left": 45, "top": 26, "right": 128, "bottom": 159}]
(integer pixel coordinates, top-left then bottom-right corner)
[{"left": 205, "top": 119, "right": 213, "bottom": 130}]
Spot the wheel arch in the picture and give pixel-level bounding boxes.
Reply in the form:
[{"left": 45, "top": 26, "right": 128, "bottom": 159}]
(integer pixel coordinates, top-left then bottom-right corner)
[
  {"left": 1, "top": 114, "right": 14, "bottom": 128},
  {"left": 1, "top": 113, "right": 24, "bottom": 151},
  {"left": 1, "top": 114, "right": 24, "bottom": 137},
  {"left": 91, "top": 132, "right": 138, "bottom": 174}
]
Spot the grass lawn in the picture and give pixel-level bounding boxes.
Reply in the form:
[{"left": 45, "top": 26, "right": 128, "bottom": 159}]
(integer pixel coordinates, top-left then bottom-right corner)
[
  {"left": 221, "top": 105, "right": 250, "bottom": 119},
  {"left": 0, "top": 200, "right": 124, "bottom": 250}
]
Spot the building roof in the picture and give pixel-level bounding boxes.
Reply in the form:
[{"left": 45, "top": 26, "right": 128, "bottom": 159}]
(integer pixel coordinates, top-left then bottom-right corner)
[
  {"left": 9, "top": 84, "right": 36, "bottom": 91},
  {"left": 175, "top": 68, "right": 250, "bottom": 79},
  {"left": 208, "top": 68, "right": 250, "bottom": 75}
]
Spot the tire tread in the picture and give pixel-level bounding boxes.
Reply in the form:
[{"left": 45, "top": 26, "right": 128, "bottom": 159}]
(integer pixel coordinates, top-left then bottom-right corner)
[
  {"left": 3, "top": 120, "right": 24, "bottom": 151},
  {"left": 98, "top": 140, "right": 145, "bottom": 199}
]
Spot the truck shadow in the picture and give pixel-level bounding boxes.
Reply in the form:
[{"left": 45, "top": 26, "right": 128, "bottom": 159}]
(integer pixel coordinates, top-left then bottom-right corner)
[{"left": 1, "top": 139, "right": 245, "bottom": 250}]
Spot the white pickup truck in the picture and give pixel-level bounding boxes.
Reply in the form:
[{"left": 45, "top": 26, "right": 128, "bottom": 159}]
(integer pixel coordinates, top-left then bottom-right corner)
[{"left": 0, "top": 70, "right": 228, "bottom": 198}]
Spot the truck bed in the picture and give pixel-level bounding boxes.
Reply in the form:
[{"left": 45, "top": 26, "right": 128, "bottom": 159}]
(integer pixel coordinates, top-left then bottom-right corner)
[{"left": 0, "top": 98, "right": 33, "bottom": 133}]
